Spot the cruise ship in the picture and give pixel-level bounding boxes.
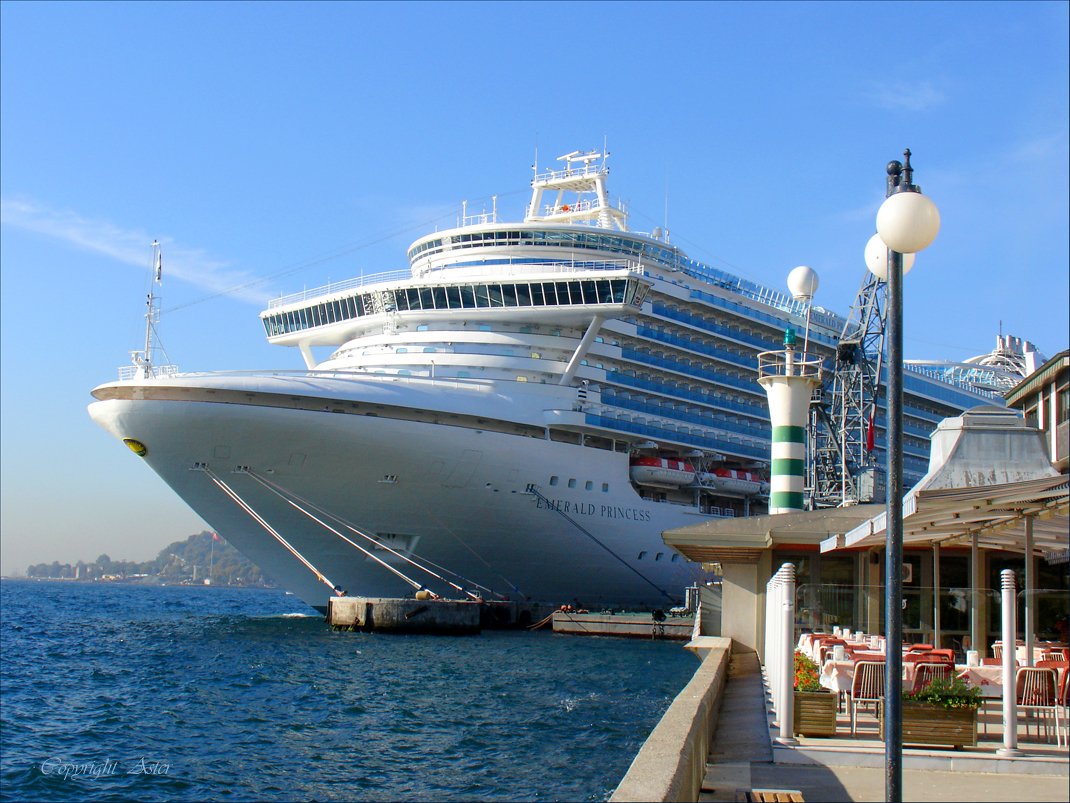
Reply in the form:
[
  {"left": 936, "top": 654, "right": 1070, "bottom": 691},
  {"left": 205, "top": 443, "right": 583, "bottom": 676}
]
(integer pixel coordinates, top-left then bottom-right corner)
[{"left": 88, "top": 150, "right": 1024, "bottom": 612}]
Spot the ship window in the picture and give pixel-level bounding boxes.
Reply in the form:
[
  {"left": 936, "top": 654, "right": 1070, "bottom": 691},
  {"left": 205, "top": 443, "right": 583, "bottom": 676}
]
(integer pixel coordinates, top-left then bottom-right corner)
[
  {"left": 584, "top": 481, "right": 593, "bottom": 491},
  {"left": 431, "top": 286, "right": 447, "bottom": 309},
  {"left": 457, "top": 371, "right": 470, "bottom": 378},
  {"left": 671, "top": 554, "right": 679, "bottom": 563},
  {"left": 516, "top": 376, "right": 527, "bottom": 382},
  {"left": 581, "top": 280, "right": 598, "bottom": 304},
  {"left": 515, "top": 284, "right": 532, "bottom": 306},
  {"left": 567, "top": 478, "right": 576, "bottom": 489},
  {"left": 655, "top": 552, "right": 663, "bottom": 561},
  {"left": 417, "top": 325, "right": 429, "bottom": 332},
  {"left": 602, "top": 483, "right": 609, "bottom": 492},
  {"left": 501, "top": 284, "right": 518, "bottom": 307},
  {"left": 419, "top": 287, "right": 435, "bottom": 309},
  {"left": 405, "top": 288, "right": 422, "bottom": 310},
  {"left": 458, "top": 285, "right": 476, "bottom": 308},
  {"left": 445, "top": 286, "right": 461, "bottom": 308},
  {"left": 556, "top": 281, "right": 573, "bottom": 304},
  {"left": 530, "top": 284, "right": 546, "bottom": 305},
  {"left": 423, "top": 347, "right": 436, "bottom": 353},
  {"left": 397, "top": 348, "right": 408, "bottom": 354},
  {"left": 638, "top": 551, "right": 647, "bottom": 560},
  {"left": 542, "top": 283, "right": 559, "bottom": 305},
  {"left": 479, "top": 324, "right": 492, "bottom": 331},
  {"left": 475, "top": 284, "right": 491, "bottom": 307},
  {"left": 549, "top": 476, "right": 559, "bottom": 486}
]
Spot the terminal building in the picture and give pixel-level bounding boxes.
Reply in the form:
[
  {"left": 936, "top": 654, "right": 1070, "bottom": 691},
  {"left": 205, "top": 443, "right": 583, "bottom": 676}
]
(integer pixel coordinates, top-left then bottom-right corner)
[{"left": 663, "top": 347, "right": 1069, "bottom": 658}]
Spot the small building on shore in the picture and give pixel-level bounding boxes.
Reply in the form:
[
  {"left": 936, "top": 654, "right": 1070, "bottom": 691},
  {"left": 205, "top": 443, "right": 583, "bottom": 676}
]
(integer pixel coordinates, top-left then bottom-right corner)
[{"left": 663, "top": 401, "right": 1069, "bottom": 659}]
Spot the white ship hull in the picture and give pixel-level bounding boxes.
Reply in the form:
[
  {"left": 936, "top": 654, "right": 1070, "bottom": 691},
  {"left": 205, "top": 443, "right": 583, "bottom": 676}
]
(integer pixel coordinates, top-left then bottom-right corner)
[
  {"left": 89, "top": 374, "right": 708, "bottom": 611},
  {"left": 90, "top": 149, "right": 1005, "bottom": 613}
]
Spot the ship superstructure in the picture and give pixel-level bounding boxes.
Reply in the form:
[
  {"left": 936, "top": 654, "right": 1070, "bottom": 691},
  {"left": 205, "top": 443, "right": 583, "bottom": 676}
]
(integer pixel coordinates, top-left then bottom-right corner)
[{"left": 89, "top": 150, "right": 1010, "bottom": 611}]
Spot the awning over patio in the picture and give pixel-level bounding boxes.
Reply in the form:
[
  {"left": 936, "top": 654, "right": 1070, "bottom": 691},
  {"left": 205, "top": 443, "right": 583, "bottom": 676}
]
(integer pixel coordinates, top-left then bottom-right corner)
[
  {"left": 819, "top": 474, "right": 1068, "bottom": 554},
  {"left": 664, "top": 505, "right": 883, "bottom": 563},
  {"left": 818, "top": 406, "right": 1069, "bottom": 556}
]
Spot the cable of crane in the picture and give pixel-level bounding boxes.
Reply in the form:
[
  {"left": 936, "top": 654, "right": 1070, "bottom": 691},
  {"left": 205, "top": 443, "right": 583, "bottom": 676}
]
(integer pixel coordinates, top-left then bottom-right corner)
[
  {"left": 245, "top": 468, "right": 509, "bottom": 601},
  {"left": 200, "top": 467, "right": 338, "bottom": 594},
  {"left": 239, "top": 468, "right": 475, "bottom": 598}
]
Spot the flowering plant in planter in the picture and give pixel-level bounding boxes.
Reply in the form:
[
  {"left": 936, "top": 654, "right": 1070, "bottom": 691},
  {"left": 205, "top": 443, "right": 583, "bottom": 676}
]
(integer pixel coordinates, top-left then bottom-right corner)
[
  {"left": 793, "top": 650, "right": 823, "bottom": 692},
  {"left": 792, "top": 650, "right": 836, "bottom": 736},
  {"left": 902, "top": 675, "right": 981, "bottom": 710}
]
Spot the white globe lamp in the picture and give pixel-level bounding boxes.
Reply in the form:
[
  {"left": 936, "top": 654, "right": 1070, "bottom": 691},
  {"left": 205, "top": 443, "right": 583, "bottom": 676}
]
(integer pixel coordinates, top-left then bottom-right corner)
[
  {"left": 876, "top": 190, "right": 940, "bottom": 253},
  {"left": 787, "top": 265, "right": 819, "bottom": 301},
  {"left": 865, "top": 234, "right": 915, "bottom": 281}
]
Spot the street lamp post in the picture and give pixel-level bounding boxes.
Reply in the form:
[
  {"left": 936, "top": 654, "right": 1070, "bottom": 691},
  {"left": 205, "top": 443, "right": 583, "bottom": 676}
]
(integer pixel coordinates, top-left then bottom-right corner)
[{"left": 867, "top": 149, "right": 940, "bottom": 803}]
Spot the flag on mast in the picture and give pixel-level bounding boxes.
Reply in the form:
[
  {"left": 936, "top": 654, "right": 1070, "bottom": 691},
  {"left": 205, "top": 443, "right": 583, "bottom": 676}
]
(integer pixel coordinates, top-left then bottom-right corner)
[
  {"left": 865, "top": 405, "right": 876, "bottom": 453},
  {"left": 154, "top": 246, "right": 163, "bottom": 282}
]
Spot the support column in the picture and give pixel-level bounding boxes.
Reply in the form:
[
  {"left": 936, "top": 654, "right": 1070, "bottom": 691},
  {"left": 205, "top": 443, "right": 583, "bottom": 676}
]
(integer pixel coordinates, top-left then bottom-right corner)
[
  {"left": 1024, "top": 517, "right": 1034, "bottom": 667},
  {"left": 997, "top": 568, "right": 1022, "bottom": 756},
  {"left": 933, "top": 543, "right": 941, "bottom": 649}
]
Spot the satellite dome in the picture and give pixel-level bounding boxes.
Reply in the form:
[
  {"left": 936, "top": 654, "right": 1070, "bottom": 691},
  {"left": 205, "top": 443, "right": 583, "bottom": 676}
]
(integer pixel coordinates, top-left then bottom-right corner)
[{"left": 787, "top": 265, "right": 819, "bottom": 301}]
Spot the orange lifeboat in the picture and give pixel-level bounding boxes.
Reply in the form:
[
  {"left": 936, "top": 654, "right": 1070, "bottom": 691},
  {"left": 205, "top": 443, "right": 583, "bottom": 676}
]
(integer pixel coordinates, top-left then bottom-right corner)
[
  {"left": 629, "top": 456, "right": 697, "bottom": 487},
  {"left": 698, "top": 468, "right": 768, "bottom": 496}
]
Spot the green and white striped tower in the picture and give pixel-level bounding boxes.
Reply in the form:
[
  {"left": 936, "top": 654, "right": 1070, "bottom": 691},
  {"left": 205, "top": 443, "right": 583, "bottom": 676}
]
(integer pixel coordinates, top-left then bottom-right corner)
[{"left": 758, "top": 328, "right": 820, "bottom": 513}]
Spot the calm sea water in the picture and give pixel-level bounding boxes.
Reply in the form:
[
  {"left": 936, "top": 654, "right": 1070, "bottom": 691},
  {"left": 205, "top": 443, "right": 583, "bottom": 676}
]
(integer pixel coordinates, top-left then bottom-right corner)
[{"left": 0, "top": 580, "right": 697, "bottom": 802}]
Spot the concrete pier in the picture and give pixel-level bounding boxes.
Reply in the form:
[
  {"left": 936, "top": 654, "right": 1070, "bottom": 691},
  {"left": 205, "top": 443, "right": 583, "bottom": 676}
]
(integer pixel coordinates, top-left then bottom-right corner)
[
  {"left": 327, "top": 596, "right": 554, "bottom": 634},
  {"left": 552, "top": 611, "right": 694, "bottom": 640}
]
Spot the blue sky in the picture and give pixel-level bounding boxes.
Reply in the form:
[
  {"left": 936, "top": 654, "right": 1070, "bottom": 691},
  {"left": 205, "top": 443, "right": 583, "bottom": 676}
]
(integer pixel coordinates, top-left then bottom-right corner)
[{"left": 2, "top": 1, "right": 1067, "bottom": 574}]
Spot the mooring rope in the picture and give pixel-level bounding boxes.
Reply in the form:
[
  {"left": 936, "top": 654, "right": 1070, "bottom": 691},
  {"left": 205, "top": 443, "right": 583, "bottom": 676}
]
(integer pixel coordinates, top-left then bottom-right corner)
[
  {"left": 201, "top": 468, "right": 338, "bottom": 593},
  {"left": 243, "top": 469, "right": 481, "bottom": 599}
]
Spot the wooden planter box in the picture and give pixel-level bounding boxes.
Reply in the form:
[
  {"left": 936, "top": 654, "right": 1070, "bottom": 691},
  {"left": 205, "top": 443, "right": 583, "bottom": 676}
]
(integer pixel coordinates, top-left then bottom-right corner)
[
  {"left": 880, "top": 701, "right": 978, "bottom": 748},
  {"left": 794, "top": 690, "right": 838, "bottom": 737}
]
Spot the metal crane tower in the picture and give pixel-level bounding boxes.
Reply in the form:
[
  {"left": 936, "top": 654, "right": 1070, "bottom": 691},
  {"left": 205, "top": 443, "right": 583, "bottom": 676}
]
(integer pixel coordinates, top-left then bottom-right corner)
[{"left": 807, "top": 270, "right": 888, "bottom": 507}]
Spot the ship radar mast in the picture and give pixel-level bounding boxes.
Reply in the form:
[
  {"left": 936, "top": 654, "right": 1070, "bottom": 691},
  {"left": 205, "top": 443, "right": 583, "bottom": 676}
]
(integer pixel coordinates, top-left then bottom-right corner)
[
  {"left": 131, "top": 240, "right": 163, "bottom": 379},
  {"left": 525, "top": 149, "right": 629, "bottom": 231}
]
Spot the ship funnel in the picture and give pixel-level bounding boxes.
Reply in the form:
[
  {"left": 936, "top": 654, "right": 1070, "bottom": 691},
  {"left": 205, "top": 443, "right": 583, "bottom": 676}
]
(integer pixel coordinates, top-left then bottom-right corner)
[{"left": 758, "top": 330, "right": 822, "bottom": 513}]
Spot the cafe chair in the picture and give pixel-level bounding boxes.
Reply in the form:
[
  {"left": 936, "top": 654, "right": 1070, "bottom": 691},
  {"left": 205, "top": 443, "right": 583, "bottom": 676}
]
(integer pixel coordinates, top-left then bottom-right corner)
[
  {"left": 849, "top": 660, "right": 885, "bottom": 735},
  {"left": 912, "top": 662, "right": 952, "bottom": 693},
  {"left": 1015, "top": 666, "right": 1059, "bottom": 743}
]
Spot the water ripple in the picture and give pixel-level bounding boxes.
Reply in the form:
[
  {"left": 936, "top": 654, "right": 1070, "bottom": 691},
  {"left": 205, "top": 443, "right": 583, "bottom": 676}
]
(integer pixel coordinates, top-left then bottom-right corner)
[{"left": 1, "top": 580, "right": 696, "bottom": 801}]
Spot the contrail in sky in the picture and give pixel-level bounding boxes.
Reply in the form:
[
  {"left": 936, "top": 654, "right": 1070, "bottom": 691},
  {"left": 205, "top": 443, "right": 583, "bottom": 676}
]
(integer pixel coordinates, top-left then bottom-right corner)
[{"left": 0, "top": 197, "right": 265, "bottom": 304}]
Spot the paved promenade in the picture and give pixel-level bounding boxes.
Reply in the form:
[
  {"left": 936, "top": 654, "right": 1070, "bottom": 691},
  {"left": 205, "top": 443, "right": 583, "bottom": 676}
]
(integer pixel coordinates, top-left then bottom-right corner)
[{"left": 699, "top": 649, "right": 1069, "bottom": 803}]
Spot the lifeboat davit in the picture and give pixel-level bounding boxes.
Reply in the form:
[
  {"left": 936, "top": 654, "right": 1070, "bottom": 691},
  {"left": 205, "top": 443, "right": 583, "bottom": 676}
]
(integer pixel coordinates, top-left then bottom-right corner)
[
  {"left": 698, "top": 468, "right": 768, "bottom": 497},
  {"left": 629, "top": 456, "right": 697, "bottom": 487}
]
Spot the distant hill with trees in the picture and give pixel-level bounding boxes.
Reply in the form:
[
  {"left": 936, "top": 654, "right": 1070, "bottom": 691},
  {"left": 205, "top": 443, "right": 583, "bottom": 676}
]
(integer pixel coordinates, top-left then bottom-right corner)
[{"left": 25, "top": 531, "right": 274, "bottom": 586}]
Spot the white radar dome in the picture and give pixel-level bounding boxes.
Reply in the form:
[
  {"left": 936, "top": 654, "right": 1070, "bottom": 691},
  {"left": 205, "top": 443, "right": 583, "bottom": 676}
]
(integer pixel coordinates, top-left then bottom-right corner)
[
  {"left": 865, "top": 233, "right": 915, "bottom": 281},
  {"left": 787, "top": 265, "right": 819, "bottom": 301}
]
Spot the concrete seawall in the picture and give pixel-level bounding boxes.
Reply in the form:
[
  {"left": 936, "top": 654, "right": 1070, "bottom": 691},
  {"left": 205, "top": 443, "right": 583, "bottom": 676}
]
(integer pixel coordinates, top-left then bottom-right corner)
[{"left": 611, "top": 636, "right": 733, "bottom": 802}]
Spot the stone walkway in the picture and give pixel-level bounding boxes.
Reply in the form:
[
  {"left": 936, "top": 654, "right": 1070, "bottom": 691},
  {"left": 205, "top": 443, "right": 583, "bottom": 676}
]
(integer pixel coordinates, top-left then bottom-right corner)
[{"left": 699, "top": 648, "right": 1069, "bottom": 803}]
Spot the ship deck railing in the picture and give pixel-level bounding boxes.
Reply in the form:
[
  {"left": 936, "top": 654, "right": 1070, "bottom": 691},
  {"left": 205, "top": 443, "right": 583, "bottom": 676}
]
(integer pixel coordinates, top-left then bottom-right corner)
[{"left": 267, "top": 269, "right": 413, "bottom": 309}]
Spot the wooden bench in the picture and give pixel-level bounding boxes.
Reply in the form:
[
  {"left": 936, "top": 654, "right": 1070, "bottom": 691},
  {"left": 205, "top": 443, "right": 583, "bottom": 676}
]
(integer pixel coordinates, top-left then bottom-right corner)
[{"left": 736, "top": 790, "right": 805, "bottom": 802}]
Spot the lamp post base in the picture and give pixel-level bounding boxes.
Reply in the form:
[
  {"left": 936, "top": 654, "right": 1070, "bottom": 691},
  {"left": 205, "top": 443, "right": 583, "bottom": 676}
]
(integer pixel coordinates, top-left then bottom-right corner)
[{"left": 996, "top": 747, "right": 1024, "bottom": 757}]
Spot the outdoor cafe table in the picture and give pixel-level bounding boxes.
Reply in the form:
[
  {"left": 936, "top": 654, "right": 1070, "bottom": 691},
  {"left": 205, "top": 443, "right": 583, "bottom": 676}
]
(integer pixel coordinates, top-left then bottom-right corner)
[
  {"left": 798, "top": 633, "right": 881, "bottom": 665},
  {"left": 819, "top": 661, "right": 1069, "bottom": 698},
  {"left": 819, "top": 658, "right": 920, "bottom": 694},
  {"left": 1015, "top": 642, "right": 1068, "bottom": 663}
]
